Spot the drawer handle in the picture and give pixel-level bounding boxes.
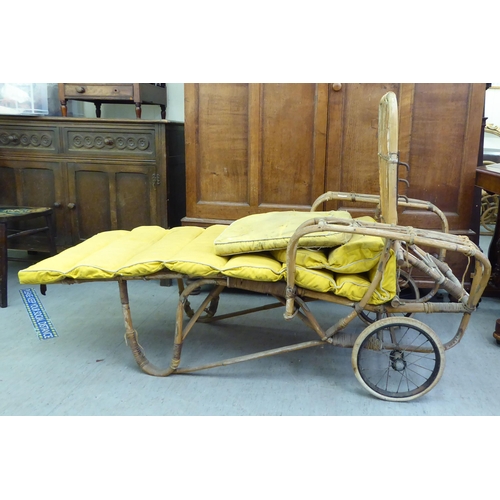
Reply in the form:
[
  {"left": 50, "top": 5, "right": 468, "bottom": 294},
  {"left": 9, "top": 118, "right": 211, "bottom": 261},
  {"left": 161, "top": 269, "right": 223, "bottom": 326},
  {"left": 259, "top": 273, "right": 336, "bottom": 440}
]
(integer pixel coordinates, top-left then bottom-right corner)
[
  {"left": 332, "top": 83, "right": 342, "bottom": 92},
  {"left": 104, "top": 137, "right": 114, "bottom": 146},
  {"left": 53, "top": 202, "right": 61, "bottom": 208},
  {"left": 67, "top": 203, "right": 76, "bottom": 209},
  {"left": 75, "top": 86, "right": 86, "bottom": 94}
]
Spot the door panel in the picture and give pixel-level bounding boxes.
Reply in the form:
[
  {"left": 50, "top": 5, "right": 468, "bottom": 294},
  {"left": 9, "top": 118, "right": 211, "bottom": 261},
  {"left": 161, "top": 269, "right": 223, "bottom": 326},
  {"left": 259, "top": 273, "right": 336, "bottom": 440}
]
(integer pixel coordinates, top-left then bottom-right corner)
[
  {"left": 185, "top": 83, "right": 328, "bottom": 222},
  {"left": 67, "top": 162, "right": 157, "bottom": 242}
]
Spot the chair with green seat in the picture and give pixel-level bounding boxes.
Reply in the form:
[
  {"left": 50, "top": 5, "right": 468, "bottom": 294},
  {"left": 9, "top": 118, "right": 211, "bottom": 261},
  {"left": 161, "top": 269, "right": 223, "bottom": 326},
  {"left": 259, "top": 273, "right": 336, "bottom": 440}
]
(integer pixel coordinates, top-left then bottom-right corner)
[{"left": 0, "top": 206, "right": 57, "bottom": 307}]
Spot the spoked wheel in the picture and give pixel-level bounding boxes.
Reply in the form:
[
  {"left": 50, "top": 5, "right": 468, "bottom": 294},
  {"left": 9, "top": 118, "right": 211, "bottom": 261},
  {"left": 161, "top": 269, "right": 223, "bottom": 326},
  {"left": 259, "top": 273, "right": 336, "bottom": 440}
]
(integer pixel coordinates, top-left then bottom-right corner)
[
  {"left": 352, "top": 317, "right": 445, "bottom": 401},
  {"left": 358, "top": 270, "right": 420, "bottom": 325}
]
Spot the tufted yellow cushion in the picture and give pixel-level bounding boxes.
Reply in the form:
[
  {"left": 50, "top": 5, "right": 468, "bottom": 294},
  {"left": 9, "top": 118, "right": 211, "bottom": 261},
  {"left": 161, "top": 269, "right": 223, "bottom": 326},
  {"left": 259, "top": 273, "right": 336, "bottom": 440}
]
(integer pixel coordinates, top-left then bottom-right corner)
[
  {"left": 18, "top": 226, "right": 206, "bottom": 284},
  {"left": 327, "top": 216, "right": 386, "bottom": 274},
  {"left": 19, "top": 226, "right": 284, "bottom": 285},
  {"left": 222, "top": 253, "right": 285, "bottom": 282},
  {"left": 333, "top": 250, "right": 397, "bottom": 305},
  {"left": 271, "top": 248, "right": 329, "bottom": 269},
  {"left": 213, "top": 210, "right": 352, "bottom": 256},
  {"left": 288, "top": 267, "right": 337, "bottom": 293},
  {"left": 165, "top": 225, "right": 229, "bottom": 277}
]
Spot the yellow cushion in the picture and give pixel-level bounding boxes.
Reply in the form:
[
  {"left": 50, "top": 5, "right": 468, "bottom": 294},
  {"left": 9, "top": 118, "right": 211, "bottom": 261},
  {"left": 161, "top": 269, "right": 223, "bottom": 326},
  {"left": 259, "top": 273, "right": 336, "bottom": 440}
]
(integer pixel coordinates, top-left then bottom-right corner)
[
  {"left": 290, "top": 267, "right": 336, "bottom": 293},
  {"left": 18, "top": 226, "right": 206, "bottom": 284},
  {"left": 222, "top": 253, "right": 285, "bottom": 282},
  {"left": 327, "top": 216, "right": 385, "bottom": 274},
  {"left": 333, "top": 250, "right": 397, "bottom": 305},
  {"left": 166, "top": 225, "right": 229, "bottom": 277},
  {"left": 213, "top": 210, "right": 352, "bottom": 256},
  {"left": 271, "top": 248, "right": 329, "bottom": 269}
]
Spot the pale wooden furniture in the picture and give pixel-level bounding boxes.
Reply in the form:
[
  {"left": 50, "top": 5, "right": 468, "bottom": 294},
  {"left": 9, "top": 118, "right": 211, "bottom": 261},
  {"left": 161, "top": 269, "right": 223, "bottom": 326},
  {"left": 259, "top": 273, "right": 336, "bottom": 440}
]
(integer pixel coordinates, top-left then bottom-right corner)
[
  {"left": 0, "top": 115, "right": 185, "bottom": 250},
  {"left": 183, "top": 83, "right": 486, "bottom": 285},
  {"left": 58, "top": 83, "right": 167, "bottom": 119}
]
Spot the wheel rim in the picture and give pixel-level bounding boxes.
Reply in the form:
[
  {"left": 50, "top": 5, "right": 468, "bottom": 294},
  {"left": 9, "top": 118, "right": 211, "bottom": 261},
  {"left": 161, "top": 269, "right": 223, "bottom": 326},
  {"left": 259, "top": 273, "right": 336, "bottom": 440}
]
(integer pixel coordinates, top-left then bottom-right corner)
[{"left": 352, "top": 317, "right": 445, "bottom": 401}]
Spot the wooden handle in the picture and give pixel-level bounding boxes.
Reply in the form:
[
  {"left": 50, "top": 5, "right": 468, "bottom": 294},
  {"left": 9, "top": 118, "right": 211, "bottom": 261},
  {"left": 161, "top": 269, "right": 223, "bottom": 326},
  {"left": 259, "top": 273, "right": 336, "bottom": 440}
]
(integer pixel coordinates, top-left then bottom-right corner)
[
  {"left": 332, "top": 83, "right": 342, "bottom": 92},
  {"left": 67, "top": 203, "right": 76, "bottom": 209}
]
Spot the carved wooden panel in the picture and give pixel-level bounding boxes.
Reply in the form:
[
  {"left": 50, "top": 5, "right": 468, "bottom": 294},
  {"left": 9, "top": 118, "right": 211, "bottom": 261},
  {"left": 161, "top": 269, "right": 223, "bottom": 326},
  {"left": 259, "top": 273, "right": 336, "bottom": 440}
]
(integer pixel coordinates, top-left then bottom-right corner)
[
  {"left": 64, "top": 128, "right": 155, "bottom": 156},
  {"left": 0, "top": 126, "right": 58, "bottom": 152}
]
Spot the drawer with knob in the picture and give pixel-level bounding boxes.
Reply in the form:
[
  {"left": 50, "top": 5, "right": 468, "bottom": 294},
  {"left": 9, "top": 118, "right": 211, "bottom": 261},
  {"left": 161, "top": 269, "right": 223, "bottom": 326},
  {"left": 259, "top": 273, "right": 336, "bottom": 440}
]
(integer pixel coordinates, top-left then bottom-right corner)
[
  {"left": 0, "top": 125, "right": 58, "bottom": 152},
  {"left": 63, "top": 128, "right": 156, "bottom": 156},
  {"left": 61, "top": 84, "right": 134, "bottom": 100}
]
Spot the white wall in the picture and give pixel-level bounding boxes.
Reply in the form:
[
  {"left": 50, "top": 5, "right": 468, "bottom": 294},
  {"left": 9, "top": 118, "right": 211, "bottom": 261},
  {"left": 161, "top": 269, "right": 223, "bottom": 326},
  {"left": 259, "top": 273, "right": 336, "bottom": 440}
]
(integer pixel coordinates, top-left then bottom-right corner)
[{"left": 82, "top": 83, "right": 184, "bottom": 122}]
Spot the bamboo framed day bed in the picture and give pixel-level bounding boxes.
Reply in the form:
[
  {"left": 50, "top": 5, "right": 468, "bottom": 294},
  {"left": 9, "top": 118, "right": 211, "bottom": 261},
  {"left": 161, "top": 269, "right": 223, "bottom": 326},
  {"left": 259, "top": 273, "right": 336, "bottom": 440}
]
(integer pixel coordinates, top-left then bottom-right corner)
[{"left": 18, "top": 92, "right": 491, "bottom": 402}]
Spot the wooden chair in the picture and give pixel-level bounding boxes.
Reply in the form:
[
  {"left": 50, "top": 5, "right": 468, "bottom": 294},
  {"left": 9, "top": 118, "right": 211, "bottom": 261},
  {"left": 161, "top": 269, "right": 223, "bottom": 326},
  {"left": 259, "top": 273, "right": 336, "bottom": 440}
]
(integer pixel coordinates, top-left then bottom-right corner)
[{"left": 0, "top": 207, "right": 57, "bottom": 307}]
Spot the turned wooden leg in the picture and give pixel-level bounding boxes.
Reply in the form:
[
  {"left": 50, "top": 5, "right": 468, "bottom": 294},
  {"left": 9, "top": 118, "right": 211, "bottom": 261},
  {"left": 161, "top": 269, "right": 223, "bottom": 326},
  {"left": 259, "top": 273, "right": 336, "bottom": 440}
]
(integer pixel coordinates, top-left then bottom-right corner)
[
  {"left": 60, "top": 100, "right": 68, "bottom": 117},
  {"left": 95, "top": 102, "right": 102, "bottom": 118},
  {"left": 135, "top": 102, "right": 142, "bottom": 119},
  {"left": 0, "top": 222, "right": 7, "bottom": 308},
  {"left": 160, "top": 105, "right": 166, "bottom": 119}
]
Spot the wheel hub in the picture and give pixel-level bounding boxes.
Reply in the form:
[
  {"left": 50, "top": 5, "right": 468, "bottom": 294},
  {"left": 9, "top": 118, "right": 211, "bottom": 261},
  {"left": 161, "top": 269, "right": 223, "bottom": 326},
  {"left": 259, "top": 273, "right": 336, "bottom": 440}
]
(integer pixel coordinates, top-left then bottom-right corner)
[{"left": 390, "top": 350, "right": 407, "bottom": 372}]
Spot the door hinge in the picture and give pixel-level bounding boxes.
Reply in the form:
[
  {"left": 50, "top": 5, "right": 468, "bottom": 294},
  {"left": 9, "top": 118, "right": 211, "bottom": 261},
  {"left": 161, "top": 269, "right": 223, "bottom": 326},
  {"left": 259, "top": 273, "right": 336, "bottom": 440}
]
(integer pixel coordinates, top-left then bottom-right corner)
[{"left": 152, "top": 173, "right": 161, "bottom": 187}]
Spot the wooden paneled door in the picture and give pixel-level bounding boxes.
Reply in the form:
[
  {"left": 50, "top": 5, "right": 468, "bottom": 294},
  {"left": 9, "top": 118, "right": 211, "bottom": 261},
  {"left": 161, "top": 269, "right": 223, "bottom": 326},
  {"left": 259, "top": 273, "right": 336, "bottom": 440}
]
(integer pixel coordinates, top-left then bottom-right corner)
[
  {"left": 324, "top": 83, "right": 485, "bottom": 236},
  {"left": 183, "top": 83, "right": 329, "bottom": 225}
]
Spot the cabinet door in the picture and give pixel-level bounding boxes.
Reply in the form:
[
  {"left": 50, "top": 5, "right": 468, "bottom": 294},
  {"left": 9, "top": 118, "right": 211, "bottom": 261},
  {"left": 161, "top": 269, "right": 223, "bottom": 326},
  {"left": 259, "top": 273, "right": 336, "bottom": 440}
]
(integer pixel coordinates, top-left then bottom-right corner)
[
  {"left": 325, "top": 83, "right": 485, "bottom": 233},
  {"left": 184, "top": 83, "right": 329, "bottom": 224},
  {"left": 67, "top": 162, "right": 160, "bottom": 242},
  {"left": 0, "top": 159, "right": 70, "bottom": 248}
]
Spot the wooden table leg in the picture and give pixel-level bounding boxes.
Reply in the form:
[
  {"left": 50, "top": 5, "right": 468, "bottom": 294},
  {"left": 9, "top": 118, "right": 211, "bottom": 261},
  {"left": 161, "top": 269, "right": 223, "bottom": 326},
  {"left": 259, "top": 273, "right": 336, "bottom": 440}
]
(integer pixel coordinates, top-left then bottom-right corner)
[
  {"left": 135, "top": 102, "right": 142, "bottom": 119},
  {"left": 60, "top": 99, "right": 68, "bottom": 117}
]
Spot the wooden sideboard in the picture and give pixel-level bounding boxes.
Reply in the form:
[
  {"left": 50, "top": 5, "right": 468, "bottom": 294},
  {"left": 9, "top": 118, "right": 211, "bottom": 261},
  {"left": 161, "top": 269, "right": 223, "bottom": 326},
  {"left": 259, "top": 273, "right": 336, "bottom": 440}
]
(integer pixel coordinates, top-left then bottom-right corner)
[
  {"left": 183, "top": 83, "right": 486, "bottom": 286},
  {"left": 0, "top": 116, "right": 185, "bottom": 251}
]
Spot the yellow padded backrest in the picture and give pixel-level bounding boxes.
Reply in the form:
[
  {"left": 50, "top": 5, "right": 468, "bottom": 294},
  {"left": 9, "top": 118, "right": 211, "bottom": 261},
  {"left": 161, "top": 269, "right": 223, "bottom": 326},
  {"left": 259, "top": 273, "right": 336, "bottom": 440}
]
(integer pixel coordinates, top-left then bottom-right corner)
[{"left": 213, "top": 210, "right": 353, "bottom": 256}]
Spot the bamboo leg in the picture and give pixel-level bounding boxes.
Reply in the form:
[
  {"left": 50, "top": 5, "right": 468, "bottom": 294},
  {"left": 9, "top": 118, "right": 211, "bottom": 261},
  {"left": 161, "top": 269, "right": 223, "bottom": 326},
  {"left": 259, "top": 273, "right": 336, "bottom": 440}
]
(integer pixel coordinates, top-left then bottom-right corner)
[{"left": 119, "top": 280, "right": 176, "bottom": 377}]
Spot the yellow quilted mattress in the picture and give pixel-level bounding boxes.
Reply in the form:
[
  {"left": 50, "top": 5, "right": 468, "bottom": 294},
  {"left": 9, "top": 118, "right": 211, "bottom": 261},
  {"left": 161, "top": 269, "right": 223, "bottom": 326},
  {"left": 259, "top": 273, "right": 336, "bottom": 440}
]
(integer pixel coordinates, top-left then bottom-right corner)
[{"left": 19, "top": 216, "right": 397, "bottom": 305}]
